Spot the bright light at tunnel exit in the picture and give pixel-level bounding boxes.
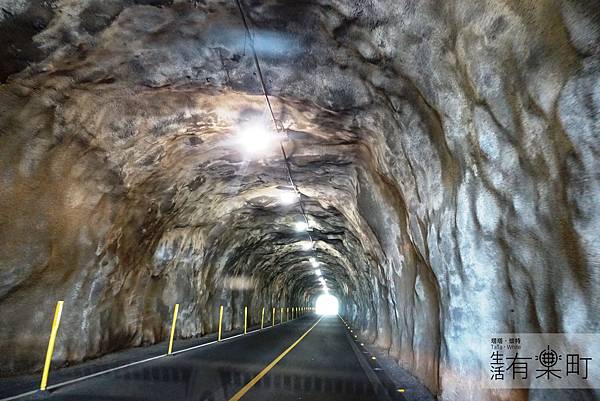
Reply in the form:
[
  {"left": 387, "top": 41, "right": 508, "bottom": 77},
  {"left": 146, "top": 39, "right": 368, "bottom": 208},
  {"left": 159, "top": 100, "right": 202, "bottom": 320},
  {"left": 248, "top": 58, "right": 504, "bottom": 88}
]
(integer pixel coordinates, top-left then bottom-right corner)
[{"left": 315, "top": 294, "right": 339, "bottom": 316}]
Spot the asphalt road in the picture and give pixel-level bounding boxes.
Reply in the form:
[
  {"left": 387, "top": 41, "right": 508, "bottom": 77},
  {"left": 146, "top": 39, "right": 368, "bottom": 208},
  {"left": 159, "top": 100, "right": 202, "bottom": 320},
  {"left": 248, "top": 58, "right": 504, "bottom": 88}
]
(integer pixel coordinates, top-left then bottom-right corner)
[{"left": 7, "top": 315, "right": 404, "bottom": 401}]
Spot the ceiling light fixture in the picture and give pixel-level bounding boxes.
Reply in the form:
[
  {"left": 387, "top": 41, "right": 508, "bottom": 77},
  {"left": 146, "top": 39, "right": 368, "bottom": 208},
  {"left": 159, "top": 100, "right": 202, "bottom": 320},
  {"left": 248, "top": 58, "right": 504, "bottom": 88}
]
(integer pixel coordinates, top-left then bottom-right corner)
[
  {"left": 294, "top": 221, "right": 308, "bottom": 232},
  {"left": 236, "top": 120, "right": 275, "bottom": 156},
  {"left": 301, "top": 241, "right": 313, "bottom": 251},
  {"left": 279, "top": 190, "right": 299, "bottom": 205}
]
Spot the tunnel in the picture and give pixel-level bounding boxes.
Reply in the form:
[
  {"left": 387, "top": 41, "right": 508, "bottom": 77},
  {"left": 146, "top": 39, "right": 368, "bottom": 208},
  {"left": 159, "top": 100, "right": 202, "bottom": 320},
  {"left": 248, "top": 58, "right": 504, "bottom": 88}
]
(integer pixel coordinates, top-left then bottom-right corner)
[{"left": 0, "top": 1, "right": 599, "bottom": 401}]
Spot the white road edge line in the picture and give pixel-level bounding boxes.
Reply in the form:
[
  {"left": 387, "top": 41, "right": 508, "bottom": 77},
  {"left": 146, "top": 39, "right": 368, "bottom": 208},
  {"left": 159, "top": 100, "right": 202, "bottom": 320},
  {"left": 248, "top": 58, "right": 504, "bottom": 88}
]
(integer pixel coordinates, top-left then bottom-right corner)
[
  {"left": 339, "top": 315, "right": 393, "bottom": 401},
  {"left": 0, "top": 318, "right": 307, "bottom": 401}
]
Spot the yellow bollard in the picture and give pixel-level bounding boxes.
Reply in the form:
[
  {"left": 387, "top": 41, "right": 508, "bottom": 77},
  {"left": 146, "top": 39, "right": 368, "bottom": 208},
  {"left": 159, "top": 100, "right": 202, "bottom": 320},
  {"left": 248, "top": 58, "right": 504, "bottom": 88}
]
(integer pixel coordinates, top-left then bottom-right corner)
[
  {"left": 244, "top": 306, "right": 248, "bottom": 334},
  {"left": 261, "top": 307, "right": 265, "bottom": 329},
  {"left": 40, "top": 301, "right": 64, "bottom": 391},
  {"left": 280, "top": 307, "right": 284, "bottom": 324},
  {"left": 167, "top": 303, "right": 179, "bottom": 355},
  {"left": 272, "top": 307, "right": 275, "bottom": 327},
  {"left": 286, "top": 307, "right": 289, "bottom": 321},
  {"left": 218, "top": 305, "right": 224, "bottom": 341}
]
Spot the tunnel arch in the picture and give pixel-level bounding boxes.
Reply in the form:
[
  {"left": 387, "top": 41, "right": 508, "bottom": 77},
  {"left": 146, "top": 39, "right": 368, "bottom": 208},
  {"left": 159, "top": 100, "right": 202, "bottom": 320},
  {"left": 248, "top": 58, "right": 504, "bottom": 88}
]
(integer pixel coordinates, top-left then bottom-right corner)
[{"left": 0, "top": 2, "right": 598, "bottom": 401}]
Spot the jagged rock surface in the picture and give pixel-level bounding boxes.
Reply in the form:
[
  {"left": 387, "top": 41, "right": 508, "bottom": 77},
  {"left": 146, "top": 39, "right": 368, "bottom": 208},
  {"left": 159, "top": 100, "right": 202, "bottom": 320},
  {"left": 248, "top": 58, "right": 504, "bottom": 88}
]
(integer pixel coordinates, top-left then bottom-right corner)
[{"left": 0, "top": 1, "right": 599, "bottom": 400}]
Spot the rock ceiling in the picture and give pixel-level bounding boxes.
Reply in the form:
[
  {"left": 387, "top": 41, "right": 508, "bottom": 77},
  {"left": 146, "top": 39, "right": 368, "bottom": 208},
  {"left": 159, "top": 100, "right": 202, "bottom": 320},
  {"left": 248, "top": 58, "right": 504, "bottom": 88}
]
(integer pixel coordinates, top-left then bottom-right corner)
[{"left": 0, "top": 1, "right": 598, "bottom": 400}]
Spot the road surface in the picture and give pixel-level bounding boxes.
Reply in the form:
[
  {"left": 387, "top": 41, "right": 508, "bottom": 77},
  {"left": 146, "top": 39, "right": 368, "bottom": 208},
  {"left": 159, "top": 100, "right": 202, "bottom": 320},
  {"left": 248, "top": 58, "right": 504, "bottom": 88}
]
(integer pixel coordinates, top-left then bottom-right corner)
[{"left": 4, "top": 315, "right": 405, "bottom": 401}]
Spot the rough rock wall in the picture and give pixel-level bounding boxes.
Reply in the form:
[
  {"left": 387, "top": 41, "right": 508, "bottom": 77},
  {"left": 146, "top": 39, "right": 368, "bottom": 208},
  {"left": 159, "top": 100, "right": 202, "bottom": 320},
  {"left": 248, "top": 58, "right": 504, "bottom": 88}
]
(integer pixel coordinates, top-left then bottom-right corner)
[{"left": 0, "top": 1, "right": 599, "bottom": 401}]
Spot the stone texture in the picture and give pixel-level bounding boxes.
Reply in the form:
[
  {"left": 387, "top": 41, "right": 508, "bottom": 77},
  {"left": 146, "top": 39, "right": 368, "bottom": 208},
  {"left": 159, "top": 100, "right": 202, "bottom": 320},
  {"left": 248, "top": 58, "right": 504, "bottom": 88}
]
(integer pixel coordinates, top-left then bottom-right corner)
[{"left": 0, "top": 1, "right": 598, "bottom": 400}]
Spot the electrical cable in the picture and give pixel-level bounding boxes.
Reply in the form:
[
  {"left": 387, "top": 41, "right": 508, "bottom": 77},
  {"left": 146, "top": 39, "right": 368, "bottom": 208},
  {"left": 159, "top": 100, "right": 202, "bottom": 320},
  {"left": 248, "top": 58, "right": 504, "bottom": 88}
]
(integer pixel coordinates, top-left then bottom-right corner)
[{"left": 234, "top": 0, "right": 316, "bottom": 247}]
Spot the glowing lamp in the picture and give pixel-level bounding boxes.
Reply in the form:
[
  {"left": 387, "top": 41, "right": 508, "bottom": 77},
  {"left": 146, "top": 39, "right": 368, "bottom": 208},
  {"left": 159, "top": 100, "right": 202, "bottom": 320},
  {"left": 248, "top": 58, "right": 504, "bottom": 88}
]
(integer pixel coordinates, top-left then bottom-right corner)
[{"left": 294, "top": 221, "right": 308, "bottom": 232}]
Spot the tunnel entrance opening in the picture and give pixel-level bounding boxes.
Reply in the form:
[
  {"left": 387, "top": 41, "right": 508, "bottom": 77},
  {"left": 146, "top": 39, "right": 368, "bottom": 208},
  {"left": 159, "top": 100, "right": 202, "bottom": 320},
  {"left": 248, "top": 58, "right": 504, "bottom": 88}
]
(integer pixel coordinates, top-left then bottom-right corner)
[{"left": 315, "top": 294, "right": 339, "bottom": 315}]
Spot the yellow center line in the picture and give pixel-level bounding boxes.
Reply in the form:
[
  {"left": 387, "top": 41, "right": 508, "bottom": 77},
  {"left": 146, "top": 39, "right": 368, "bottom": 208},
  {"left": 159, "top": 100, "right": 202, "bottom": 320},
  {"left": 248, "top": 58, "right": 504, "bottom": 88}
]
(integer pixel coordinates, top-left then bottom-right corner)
[{"left": 228, "top": 316, "right": 324, "bottom": 401}]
